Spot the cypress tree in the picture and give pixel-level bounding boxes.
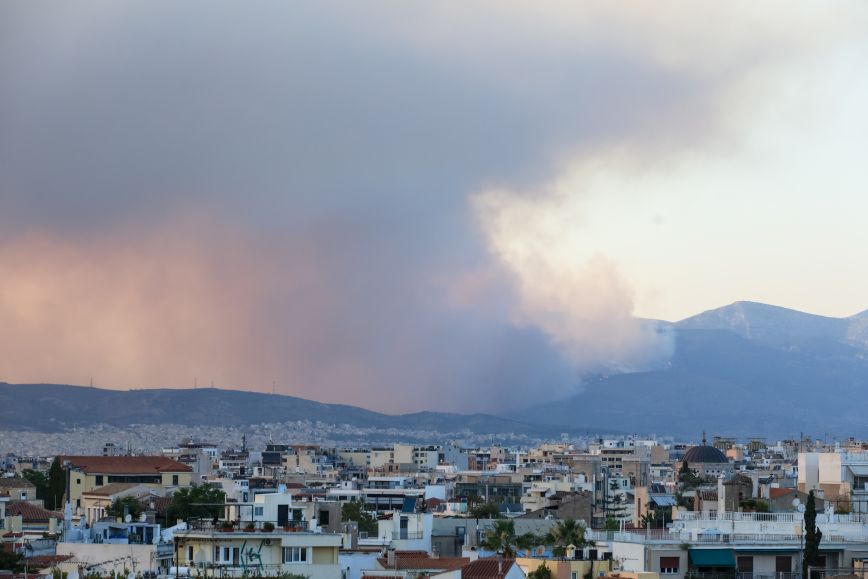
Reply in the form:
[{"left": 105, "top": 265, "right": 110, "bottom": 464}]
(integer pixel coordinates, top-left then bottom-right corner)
[
  {"left": 803, "top": 490, "right": 823, "bottom": 579},
  {"left": 47, "top": 457, "right": 65, "bottom": 511}
]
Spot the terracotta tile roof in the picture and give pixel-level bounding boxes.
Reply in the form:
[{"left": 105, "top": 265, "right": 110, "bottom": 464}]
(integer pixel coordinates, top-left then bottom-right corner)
[
  {"left": 377, "top": 552, "right": 468, "bottom": 571},
  {"left": 61, "top": 455, "right": 192, "bottom": 474},
  {"left": 769, "top": 488, "right": 794, "bottom": 499},
  {"left": 82, "top": 482, "right": 142, "bottom": 497},
  {"left": 0, "top": 477, "right": 35, "bottom": 489},
  {"left": 139, "top": 494, "right": 172, "bottom": 514},
  {"left": 6, "top": 502, "right": 57, "bottom": 523},
  {"left": 461, "top": 558, "right": 515, "bottom": 579},
  {"left": 26, "top": 555, "right": 74, "bottom": 569}
]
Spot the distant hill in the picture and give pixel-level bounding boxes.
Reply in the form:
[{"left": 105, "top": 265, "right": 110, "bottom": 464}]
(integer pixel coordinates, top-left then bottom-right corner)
[
  {"left": 520, "top": 301, "right": 868, "bottom": 438},
  {"left": 0, "top": 382, "right": 588, "bottom": 438},
  {"left": 7, "top": 301, "right": 868, "bottom": 439}
]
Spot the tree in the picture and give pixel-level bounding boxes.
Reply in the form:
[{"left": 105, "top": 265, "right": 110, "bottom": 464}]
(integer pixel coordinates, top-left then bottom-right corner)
[
  {"left": 47, "top": 457, "right": 66, "bottom": 511},
  {"left": 22, "top": 469, "right": 49, "bottom": 503},
  {"left": 471, "top": 501, "right": 502, "bottom": 519},
  {"left": 107, "top": 496, "right": 142, "bottom": 520},
  {"left": 341, "top": 500, "right": 378, "bottom": 535},
  {"left": 528, "top": 563, "right": 552, "bottom": 579},
  {"left": 678, "top": 461, "right": 703, "bottom": 489},
  {"left": 639, "top": 506, "right": 672, "bottom": 529},
  {"left": 606, "top": 480, "right": 627, "bottom": 525},
  {"left": 544, "top": 518, "right": 593, "bottom": 556},
  {"left": 803, "top": 490, "right": 823, "bottom": 579},
  {"left": 480, "top": 519, "right": 539, "bottom": 557},
  {"left": 0, "top": 549, "right": 24, "bottom": 572},
  {"left": 166, "top": 483, "right": 226, "bottom": 522}
]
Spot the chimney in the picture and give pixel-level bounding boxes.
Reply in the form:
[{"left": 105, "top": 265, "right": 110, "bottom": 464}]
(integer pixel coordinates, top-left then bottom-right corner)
[{"left": 387, "top": 548, "right": 396, "bottom": 568}]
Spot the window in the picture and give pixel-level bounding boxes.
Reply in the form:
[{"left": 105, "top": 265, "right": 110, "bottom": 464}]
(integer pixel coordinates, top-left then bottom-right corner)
[
  {"left": 219, "top": 547, "right": 240, "bottom": 565},
  {"left": 172, "top": 475, "right": 179, "bottom": 486},
  {"left": 319, "top": 509, "right": 330, "bottom": 526},
  {"left": 254, "top": 507, "right": 264, "bottom": 517},
  {"left": 660, "top": 557, "right": 679, "bottom": 574},
  {"left": 283, "top": 547, "right": 308, "bottom": 563},
  {"left": 572, "top": 572, "right": 578, "bottom": 579},
  {"left": 95, "top": 475, "right": 104, "bottom": 486},
  {"left": 188, "top": 546, "right": 193, "bottom": 561},
  {"left": 776, "top": 557, "right": 792, "bottom": 573},
  {"left": 738, "top": 556, "right": 753, "bottom": 573},
  {"left": 76, "top": 478, "right": 81, "bottom": 485}
]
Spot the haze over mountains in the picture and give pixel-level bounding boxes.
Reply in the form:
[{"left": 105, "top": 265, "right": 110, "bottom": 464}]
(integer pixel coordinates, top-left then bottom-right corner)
[
  {"left": 0, "top": 382, "right": 582, "bottom": 439},
  {"left": 521, "top": 301, "right": 868, "bottom": 437},
  {"left": 4, "top": 301, "right": 868, "bottom": 439}
]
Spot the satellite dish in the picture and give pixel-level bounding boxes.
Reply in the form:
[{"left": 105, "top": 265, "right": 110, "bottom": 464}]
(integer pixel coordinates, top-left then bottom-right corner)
[
  {"left": 792, "top": 498, "right": 802, "bottom": 507},
  {"left": 797, "top": 504, "right": 806, "bottom": 513},
  {"left": 125, "top": 514, "right": 132, "bottom": 523},
  {"left": 139, "top": 514, "right": 147, "bottom": 522}
]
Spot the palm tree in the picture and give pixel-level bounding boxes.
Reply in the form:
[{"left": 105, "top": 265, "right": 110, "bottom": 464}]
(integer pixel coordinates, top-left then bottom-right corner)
[
  {"left": 481, "top": 520, "right": 541, "bottom": 557},
  {"left": 544, "top": 518, "right": 593, "bottom": 557}
]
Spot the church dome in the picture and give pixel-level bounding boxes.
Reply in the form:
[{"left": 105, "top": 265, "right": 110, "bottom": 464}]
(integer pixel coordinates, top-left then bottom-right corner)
[{"left": 683, "top": 444, "right": 728, "bottom": 464}]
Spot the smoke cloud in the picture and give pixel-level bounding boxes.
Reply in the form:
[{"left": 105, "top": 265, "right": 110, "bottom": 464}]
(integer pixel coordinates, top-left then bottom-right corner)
[
  {"left": 474, "top": 184, "right": 673, "bottom": 373},
  {"left": 1, "top": 1, "right": 864, "bottom": 412}
]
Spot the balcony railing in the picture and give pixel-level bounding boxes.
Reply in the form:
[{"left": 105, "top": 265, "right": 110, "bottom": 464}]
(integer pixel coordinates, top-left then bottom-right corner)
[
  {"left": 189, "top": 562, "right": 289, "bottom": 578},
  {"left": 597, "top": 530, "right": 860, "bottom": 545},
  {"left": 392, "top": 531, "right": 425, "bottom": 540},
  {"left": 183, "top": 520, "right": 311, "bottom": 533},
  {"left": 674, "top": 511, "right": 868, "bottom": 525}
]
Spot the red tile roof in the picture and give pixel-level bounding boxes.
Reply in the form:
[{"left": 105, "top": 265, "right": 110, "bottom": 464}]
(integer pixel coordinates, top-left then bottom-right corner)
[
  {"left": 461, "top": 558, "right": 515, "bottom": 579},
  {"left": 26, "top": 555, "right": 74, "bottom": 569},
  {"left": 61, "top": 456, "right": 192, "bottom": 474},
  {"left": 82, "top": 482, "right": 142, "bottom": 497},
  {"left": 377, "top": 552, "right": 468, "bottom": 571},
  {"left": 6, "top": 502, "right": 57, "bottom": 523},
  {"left": 769, "top": 488, "right": 794, "bottom": 499},
  {"left": 0, "top": 478, "right": 35, "bottom": 490}
]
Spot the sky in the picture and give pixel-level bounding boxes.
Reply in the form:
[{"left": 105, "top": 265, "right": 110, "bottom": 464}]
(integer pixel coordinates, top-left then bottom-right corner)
[{"left": 1, "top": 1, "right": 867, "bottom": 412}]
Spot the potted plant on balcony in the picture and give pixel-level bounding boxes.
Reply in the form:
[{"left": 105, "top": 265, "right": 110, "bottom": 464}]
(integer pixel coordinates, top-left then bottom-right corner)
[
  {"left": 220, "top": 520, "right": 235, "bottom": 532},
  {"left": 244, "top": 522, "right": 256, "bottom": 532},
  {"left": 263, "top": 522, "right": 275, "bottom": 532}
]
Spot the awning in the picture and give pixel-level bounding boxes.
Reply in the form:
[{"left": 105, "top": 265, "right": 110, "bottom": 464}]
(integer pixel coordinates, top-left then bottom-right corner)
[
  {"left": 848, "top": 465, "right": 868, "bottom": 477},
  {"left": 649, "top": 494, "right": 678, "bottom": 507},
  {"left": 689, "top": 549, "right": 736, "bottom": 568}
]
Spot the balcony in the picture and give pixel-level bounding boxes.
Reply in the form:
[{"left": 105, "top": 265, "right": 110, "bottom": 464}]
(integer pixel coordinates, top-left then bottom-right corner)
[
  {"left": 391, "top": 531, "right": 425, "bottom": 540},
  {"left": 183, "top": 520, "right": 311, "bottom": 534}
]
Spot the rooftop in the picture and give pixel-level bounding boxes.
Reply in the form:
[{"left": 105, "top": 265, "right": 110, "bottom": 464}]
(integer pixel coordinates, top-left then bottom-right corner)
[
  {"left": 6, "top": 502, "right": 57, "bottom": 523},
  {"left": 61, "top": 455, "right": 192, "bottom": 474}
]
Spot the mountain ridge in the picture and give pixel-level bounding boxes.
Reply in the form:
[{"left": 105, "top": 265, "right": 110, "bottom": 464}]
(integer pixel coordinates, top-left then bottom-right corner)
[
  {"left": 521, "top": 300, "right": 868, "bottom": 437},
  {"left": 0, "top": 382, "right": 593, "bottom": 438}
]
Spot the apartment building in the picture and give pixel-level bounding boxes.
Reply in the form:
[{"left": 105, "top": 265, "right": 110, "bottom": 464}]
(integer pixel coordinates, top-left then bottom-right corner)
[{"left": 61, "top": 455, "right": 192, "bottom": 511}]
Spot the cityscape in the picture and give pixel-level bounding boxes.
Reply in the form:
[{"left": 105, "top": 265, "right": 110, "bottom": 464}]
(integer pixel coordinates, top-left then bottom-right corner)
[{"left": 3, "top": 2, "right": 868, "bottom": 579}]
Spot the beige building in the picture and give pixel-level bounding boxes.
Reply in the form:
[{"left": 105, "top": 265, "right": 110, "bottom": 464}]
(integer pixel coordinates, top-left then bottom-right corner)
[
  {"left": 0, "top": 477, "right": 37, "bottom": 503},
  {"left": 80, "top": 482, "right": 154, "bottom": 524},
  {"left": 516, "top": 557, "right": 616, "bottom": 579},
  {"left": 61, "top": 455, "right": 192, "bottom": 511},
  {"left": 176, "top": 525, "right": 342, "bottom": 579}
]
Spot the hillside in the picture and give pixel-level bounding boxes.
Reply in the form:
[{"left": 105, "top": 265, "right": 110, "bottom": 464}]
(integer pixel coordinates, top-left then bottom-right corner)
[
  {"left": 0, "top": 382, "right": 584, "bottom": 438},
  {"left": 521, "top": 302, "right": 868, "bottom": 437}
]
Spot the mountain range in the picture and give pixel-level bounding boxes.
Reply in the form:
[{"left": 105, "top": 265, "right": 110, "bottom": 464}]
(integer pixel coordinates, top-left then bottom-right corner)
[
  {"left": 0, "top": 382, "right": 583, "bottom": 438},
  {"left": 3, "top": 301, "right": 868, "bottom": 439},
  {"left": 519, "top": 301, "right": 868, "bottom": 438}
]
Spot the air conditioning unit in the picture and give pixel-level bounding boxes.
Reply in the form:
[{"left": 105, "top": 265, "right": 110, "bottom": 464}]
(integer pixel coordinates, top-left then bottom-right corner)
[{"left": 264, "top": 539, "right": 272, "bottom": 546}]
